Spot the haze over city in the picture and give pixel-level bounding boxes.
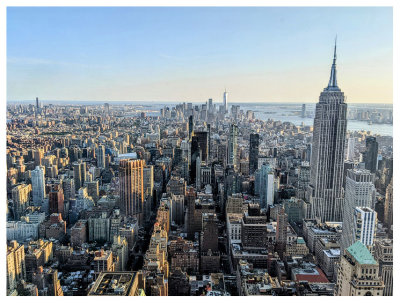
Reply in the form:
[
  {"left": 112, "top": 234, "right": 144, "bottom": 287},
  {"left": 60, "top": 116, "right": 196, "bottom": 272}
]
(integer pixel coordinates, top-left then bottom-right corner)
[{"left": 7, "top": 7, "right": 392, "bottom": 103}]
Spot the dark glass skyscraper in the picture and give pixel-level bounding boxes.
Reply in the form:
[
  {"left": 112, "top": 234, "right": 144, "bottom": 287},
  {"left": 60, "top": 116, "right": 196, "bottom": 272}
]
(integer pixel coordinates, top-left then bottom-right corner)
[
  {"left": 190, "top": 136, "right": 201, "bottom": 184},
  {"left": 364, "top": 136, "right": 378, "bottom": 173},
  {"left": 249, "top": 133, "right": 260, "bottom": 174},
  {"left": 307, "top": 40, "right": 347, "bottom": 222},
  {"left": 228, "top": 124, "right": 238, "bottom": 170},
  {"left": 188, "top": 115, "right": 194, "bottom": 141},
  {"left": 194, "top": 131, "right": 208, "bottom": 163}
]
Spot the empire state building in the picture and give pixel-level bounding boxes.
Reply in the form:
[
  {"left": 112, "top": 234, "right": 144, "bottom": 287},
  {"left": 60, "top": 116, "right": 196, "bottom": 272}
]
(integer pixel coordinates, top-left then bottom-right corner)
[{"left": 307, "top": 40, "right": 347, "bottom": 222}]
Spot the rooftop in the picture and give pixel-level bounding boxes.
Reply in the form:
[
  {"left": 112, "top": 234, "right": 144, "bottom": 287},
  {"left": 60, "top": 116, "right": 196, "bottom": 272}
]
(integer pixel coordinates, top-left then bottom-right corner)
[
  {"left": 346, "top": 241, "right": 377, "bottom": 265},
  {"left": 88, "top": 272, "right": 138, "bottom": 296}
]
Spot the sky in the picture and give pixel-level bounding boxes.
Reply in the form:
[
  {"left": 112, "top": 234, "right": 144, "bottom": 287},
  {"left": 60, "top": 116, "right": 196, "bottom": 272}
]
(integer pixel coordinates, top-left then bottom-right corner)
[{"left": 7, "top": 6, "right": 393, "bottom": 103}]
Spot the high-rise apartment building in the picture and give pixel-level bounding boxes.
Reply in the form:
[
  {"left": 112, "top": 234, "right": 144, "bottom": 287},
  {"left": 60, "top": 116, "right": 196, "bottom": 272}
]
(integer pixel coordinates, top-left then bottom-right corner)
[
  {"left": 6, "top": 240, "right": 26, "bottom": 294},
  {"left": 307, "top": 41, "right": 347, "bottom": 222},
  {"left": 12, "top": 184, "right": 32, "bottom": 220}
]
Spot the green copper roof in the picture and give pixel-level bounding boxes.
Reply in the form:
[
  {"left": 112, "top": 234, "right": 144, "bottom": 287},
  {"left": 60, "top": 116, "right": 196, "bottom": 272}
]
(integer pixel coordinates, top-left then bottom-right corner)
[
  {"left": 347, "top": 241, "right": 377, "bottom": 265},
  {"left": 297, "top": 237, "right": 305, "bottom": 244}
]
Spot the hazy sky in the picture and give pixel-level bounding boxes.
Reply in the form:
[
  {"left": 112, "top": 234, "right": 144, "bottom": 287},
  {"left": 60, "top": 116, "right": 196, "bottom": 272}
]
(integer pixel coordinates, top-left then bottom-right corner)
[{"left": 7, "top": 7, "right": 392, "bottom": 103}]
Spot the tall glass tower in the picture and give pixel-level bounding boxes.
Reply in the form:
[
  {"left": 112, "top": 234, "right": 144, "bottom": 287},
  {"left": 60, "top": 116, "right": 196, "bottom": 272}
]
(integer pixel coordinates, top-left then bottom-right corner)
[
  {"left": 228, "top": 124, "right": 238, "bottom": 170},
  {"left": 307, "top": 39, "right": 348, "bottom": 222}
]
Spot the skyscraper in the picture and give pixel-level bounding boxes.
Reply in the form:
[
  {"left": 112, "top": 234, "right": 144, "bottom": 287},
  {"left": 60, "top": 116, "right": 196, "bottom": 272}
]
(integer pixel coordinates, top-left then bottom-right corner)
[
  {"left": 96, "top": 145, "right": 106, "bottom": 169},
  {"left": 276, "top": 206, "right": 288, "bottom": 259},
  {"left": 190, "top": 136, "right": 201, "bottom": 185},
  {"left": 119, "top": 159, "right": 145, "bottom": 224},
  {"left": 143, "top": 165, "right": 154, "bottom": 203},
  {"left": 200, "top": 213, "right": 218, "bottom": 253},
  {"left": 188, "top": 115, "right": 194, "bottom": 141},
  {"left": 249, "top": 133, "right": 259, "bottom": 174},
  {"left": 341, "top": 169, "right": 376, "bottom": 253},
  {"left": 34, "top": 149, "right": 44, "bottom": 167},
  {"left": 208, "top": 98, "right": 213, "bottom": 113},
  {"left": 352, "top": 207, "right": 377, "bottom": 251},
  {"left": 193, "top": 131, "right": 208, "bottom": 163},
  {"left": 207, "top": 123, "right": 211, "bottom": 162},
  {"left": 31, "top": 166, "right": 46, "bottom": 206},
  {"left": 383, "top": 178, "right": 393, "bottom": 228},
  {"left": 186, "top": 187, "right": 196, "bottom": 240},
  {"left": 223, "top": 89, "right": 228, "bottom": 113},
  {"left": 256, "top": 163, "right": 274, "bottom": 208},
  {"left": 73, "top": 162, "right": 82, "bottom": 191},
  {"left": 80, "top": 161, "right": 87, "bottom": 185},
  {"left": 346, "top": 136, "right": 355, "bottom": 161},
  {"left": 374, "top": 239, "right": 393, "bottom": 296},
  {"left": 301, "top": 103, "right": 306, "bottom": 118},
  {"left": 48, "top": 184, "right": 65, "bottom": 218},
  {"left": 307, "top": 40, "right": 347, "bottom": 222},
  {"left": 228, "top": 124, "right": 238, "bottom": 170},
  {"left": 12, "top": 184, "right": 32, "bottom": 220},
  {"left": 363, "top": 136, "right": 378, "bottom": 173}
]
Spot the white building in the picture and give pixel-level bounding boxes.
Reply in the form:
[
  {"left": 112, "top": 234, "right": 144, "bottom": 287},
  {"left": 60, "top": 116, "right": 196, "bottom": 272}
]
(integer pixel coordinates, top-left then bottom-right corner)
[
  {"left": 223, "top": 89, "right": 228, "bottom": 113},
  {"left": 227, "top": 213, "right": 242, "bottom": 246},
  {"left": 111, "top": 235, "right": 129, "bottom": 271},
  {"left": 7, "top": 220, "right": 39, "bottom": 242},
  {"left": 341, "top": 169, "right": 376, "bottom": 252},
  {"left": 256, "top": 163, "right": 275, "bottom": 208},
  {"left": 321, "top": 248, "right": 340, "bottom": 279},
  {"left": 352, "top": 207, "right": 377, "bottom": 252},
  {"left": 25, "top": 211, "right": 46, "bottom": 224}
]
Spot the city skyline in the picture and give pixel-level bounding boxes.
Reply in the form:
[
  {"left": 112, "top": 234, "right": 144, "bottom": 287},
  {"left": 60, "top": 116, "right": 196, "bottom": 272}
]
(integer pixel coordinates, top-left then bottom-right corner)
[
  {"left": 4, "top": 4, "right": 395, "bottom": 298},
  {"left": 7, "top": 7, "right": 393, "bottom": 103}
]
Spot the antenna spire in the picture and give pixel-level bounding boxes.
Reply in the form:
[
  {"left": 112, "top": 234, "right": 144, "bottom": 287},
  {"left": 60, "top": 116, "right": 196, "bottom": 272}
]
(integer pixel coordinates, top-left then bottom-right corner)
[{"left": 325, "top": 36, "right": 340, "bottom": 91}]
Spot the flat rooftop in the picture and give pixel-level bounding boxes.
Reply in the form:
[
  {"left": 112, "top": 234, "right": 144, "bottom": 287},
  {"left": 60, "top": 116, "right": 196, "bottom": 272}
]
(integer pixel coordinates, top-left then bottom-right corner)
[{"left": 88, "top": 272, "right": 137, "bottom": 296}]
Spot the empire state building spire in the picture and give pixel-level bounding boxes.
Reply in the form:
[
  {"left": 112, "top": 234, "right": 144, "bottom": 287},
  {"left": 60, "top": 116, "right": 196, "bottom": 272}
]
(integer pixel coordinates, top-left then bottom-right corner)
[
  {"left": 307, "top": 37, "right": 348, "bottom": 222},
  {"left": 325, "top": 37, "right": 341, "bottom": 92}
]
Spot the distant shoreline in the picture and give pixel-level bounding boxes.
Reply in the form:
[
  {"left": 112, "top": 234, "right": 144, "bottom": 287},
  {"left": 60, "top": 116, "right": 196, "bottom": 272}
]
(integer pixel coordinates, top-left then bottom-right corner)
[{"left": 6, "top": 100, "right": 393, "bottom": 107}]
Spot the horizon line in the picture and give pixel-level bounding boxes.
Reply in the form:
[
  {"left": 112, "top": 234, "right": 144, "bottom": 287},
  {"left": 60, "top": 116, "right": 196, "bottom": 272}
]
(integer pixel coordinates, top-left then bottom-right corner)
[{"left": 6, "top": 99, "right": 394, "bottom": 105}]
